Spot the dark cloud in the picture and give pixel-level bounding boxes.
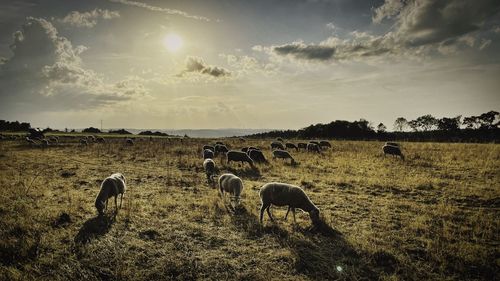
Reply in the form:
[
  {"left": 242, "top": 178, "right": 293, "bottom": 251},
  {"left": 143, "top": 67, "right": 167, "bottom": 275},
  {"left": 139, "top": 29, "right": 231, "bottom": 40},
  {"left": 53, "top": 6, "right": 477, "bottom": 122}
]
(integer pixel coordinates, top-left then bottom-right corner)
[
  {"left": 273, "top": 43, "right": 335, "bottom": 61},
  {"left": 181, "top": 56, "right": 231, "bottom": 78}
]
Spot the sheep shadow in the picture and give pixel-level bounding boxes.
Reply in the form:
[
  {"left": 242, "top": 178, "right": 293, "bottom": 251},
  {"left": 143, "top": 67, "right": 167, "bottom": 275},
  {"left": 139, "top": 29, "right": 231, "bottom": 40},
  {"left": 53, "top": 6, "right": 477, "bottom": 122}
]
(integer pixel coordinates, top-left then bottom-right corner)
[
  {"left": 230, "top": 206, "right": 289, "bottom": 239},
  {"left": 74, "top": 213, "right": 116, "bottom": 244}
]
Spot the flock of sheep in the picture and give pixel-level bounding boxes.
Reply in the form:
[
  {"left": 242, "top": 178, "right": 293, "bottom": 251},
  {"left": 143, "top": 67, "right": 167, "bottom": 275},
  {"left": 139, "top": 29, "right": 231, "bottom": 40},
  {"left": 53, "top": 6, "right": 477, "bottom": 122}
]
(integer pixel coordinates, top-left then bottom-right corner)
[{"left": 91, "top": 138, "right": 404, "bottom": 227}]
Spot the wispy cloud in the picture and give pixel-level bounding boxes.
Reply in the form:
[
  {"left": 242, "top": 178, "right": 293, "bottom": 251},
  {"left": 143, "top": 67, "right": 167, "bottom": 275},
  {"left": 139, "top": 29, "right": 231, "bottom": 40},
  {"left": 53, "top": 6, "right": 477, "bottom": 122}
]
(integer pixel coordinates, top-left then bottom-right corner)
[
  {"left": 59, "top": 9, "right": 120, "bottom": 28},
  {"left": 108, "top": 0, "right": 211, "bottom": 21}
]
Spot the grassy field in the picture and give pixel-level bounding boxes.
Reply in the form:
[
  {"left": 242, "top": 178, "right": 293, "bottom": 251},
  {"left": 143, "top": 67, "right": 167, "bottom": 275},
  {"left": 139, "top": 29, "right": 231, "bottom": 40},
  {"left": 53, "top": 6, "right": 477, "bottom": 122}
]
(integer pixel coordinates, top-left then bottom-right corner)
[{"left": 0, "top": 136, "right": 498, "bottom": 280}]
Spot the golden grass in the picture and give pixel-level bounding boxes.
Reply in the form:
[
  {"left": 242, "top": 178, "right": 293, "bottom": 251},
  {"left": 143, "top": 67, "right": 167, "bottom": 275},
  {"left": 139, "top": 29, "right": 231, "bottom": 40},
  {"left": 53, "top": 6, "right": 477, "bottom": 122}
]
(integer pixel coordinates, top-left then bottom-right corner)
[{"left": 0, "top": 138, "right": 498, "bottom": 280}]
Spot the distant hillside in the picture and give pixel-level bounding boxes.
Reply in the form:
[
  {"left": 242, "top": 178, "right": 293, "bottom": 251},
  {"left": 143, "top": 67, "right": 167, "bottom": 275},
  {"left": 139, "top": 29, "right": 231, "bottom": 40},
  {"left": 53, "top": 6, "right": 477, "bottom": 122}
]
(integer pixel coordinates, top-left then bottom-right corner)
[{"left": 113, "top": 128, "right": 275, "bottom": 138}]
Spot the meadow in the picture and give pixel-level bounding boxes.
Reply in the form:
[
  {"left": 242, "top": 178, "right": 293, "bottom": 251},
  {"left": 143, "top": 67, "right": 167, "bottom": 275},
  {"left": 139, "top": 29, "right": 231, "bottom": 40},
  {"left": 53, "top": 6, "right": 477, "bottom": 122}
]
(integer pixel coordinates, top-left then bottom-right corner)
[{"left": 0, "top": 135, "right": 498, "bottom": 281}]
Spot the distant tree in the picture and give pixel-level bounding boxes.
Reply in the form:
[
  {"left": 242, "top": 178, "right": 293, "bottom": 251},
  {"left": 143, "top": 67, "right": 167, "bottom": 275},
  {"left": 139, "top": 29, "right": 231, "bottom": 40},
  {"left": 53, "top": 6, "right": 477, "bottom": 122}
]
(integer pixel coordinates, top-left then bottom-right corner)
[
  {"left": 377, "top": 123, "right": 387, "bottom": 133},
  {"left": 138, "top": 130, "right": 169, "bottom": 136},
  {"left": 108, "top": 129, "right": 132, "bottom": 135},
  {"left": 408, "top": 120, "right": 420, "bottom": 132},
  {"left": 70, "top": 129, "right": 76, "bottom": 133},
  {"left": 477, "top": 111, "right": 499, "bottom": 129},
  {"left": 65, "top": 128, "right": 68, "bottom": 133},
  {"left": 82, "top": 127, "right": 101, "bottom": 133},
  {"left": 393, "top": 117, "right": 408, "bottom": 132},
  {"left": 437, "top": 116, "right": 461, "bottom": 131},
  {"left": 462, "top": 116, "right": 479, "bottom": 129},
  {"left": 416, "top": 114, "right": 438, "bottom": 131}
]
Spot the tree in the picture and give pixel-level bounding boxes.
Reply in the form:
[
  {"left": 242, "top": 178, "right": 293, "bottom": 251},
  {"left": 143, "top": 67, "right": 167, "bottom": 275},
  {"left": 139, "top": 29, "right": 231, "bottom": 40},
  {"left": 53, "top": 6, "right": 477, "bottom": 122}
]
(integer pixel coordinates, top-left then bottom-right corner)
[
  {"left": 416, "top": 114, "right": 437, "bottom": 131},
  {"left": 462, "top": 116, "right": 479, "bottom": 129},
  {"left": 393, "top": 117, "right": 408, "bottom": 132},
  {"left": 82, "top": 127, "right": 101, "bottom": 133},
  {"left": 477, "top": 111, "right": 499, "bottom": 129},
  {"left": 377, "top": 123, "right": 387, "bottom": 133},
  {"left": 408, "top": 120, "right": 420, "bottom": 132},
  {"left": 437, "top": 116, "right": 461, "bottom": 131}
]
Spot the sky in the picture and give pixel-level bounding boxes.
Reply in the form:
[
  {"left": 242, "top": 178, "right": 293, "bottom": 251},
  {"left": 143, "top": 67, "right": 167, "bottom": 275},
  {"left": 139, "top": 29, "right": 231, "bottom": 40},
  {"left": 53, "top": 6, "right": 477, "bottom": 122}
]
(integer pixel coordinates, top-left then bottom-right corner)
[{"left": 0, "top": 0, "right": 499, "bottom": 130}]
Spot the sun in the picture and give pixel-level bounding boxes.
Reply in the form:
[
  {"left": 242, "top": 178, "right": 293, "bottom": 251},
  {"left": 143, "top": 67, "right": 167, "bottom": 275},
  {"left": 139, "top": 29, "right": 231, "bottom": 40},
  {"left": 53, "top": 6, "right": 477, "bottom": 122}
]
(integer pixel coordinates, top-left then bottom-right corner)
[{"left": 163, "top": 33, "right": 183, "bottom": 52}]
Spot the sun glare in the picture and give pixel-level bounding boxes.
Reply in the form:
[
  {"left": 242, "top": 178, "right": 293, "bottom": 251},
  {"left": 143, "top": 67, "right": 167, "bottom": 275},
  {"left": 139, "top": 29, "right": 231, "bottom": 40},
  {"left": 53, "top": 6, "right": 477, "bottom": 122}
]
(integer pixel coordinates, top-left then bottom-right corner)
[{"left": 163, "top": 33, "right": 183, "bottom": 52}]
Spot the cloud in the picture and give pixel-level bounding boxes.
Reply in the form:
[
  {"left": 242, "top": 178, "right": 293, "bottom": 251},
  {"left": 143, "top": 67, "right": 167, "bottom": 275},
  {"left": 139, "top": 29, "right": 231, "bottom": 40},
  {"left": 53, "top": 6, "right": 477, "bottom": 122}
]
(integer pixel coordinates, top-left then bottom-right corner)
[
  {"left": 59, "top": 9, "right": 120, "bottom": 28},
  {"left": 0, "top": 17, "right": 146, "bottom": 114},
  {"left": 108, "top": 0, "right": 211, "bottom": 21},
  {"left": 179, "top": 56, "right": 231, "bottom": 78},
  {"left": 260, "top": 0, "right": 500, "bottom": 62},
  {"left": 273, "top": 42, "right": 335, "bottom": 61}
]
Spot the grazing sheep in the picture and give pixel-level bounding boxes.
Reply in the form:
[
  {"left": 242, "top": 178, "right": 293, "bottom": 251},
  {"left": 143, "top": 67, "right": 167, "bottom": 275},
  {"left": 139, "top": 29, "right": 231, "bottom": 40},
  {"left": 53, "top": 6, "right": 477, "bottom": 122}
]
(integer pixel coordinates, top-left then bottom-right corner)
[
  {"left": 25, "top": 137, "right": 37, "bottom": 145},
  {"left": 271, "top": 142, "right": 285, "bottom": 150},
  {"left": 203, "top": 145, "right": 215, "bottom": 152},
  {"left": 203, "top": 149, "right": 215, "bottom": 159},
  {"left": 215, "top": 144, "right": 229, "bottom": 155},
  {"left": 272, "top": 150, "right": 296, "bottom": 165},
  {"left": 88, "top": 135, "right": 96, "bottom": 142},
  {"left": 248, "top": 149, "right": 267, "bottom": 163},
  {"left": 383, "top": 145, "right": 404, "bottom": 160},
  {"left": 96, "top": 137, "right": 106, "bottom": 143},
  {"left": 285, "top": 143, "right": 298, "bottom": 151},
  {"left": 242, "top": 146, "right": 259, "bottom": 153},
  {"left": 276, "top": 137, "right": 284, "bottom": 142},
  {"left": 259, "top": 182, "right": 320, "bottom": 224},
  {"left": 203, "top": 158, "right": 216, "bottom": 184},
  {"left": 49, "top": 136, "right": 59, "bottom": 143},
  {"left": 319, "top": 140, "right": 331, "bottom": 149},
  {"left": 307, "top": 143, "right": 321, "bottom": 153},
  {"left": 95, "top": 173, "right": 126, "bottom": 216},
  {"left": 309, "top": 141, "right": 320, "bottom": 145},
  {"left": 385, "top": 142, "right": 399, "bottom": 147},
  {"left": 297, "top": 142, "right": 307, "bottom": 150},
  {"left": 218, "top": 173, "right": 244, "bottom": 207},
  {"left": 79, "top": 139, "right": 88, "bottom": 146},
  {"left": 226, "top": 151, "right": 254, "bottom": 167},
  {"left": 239, "top": 137, "right": 245, "bottom": 142},
  {"left": 41, "top": 139, "right": 49, "bottom": 146},
  {"left": 126, "top": 138, "right": 134, "bottom": 145}
]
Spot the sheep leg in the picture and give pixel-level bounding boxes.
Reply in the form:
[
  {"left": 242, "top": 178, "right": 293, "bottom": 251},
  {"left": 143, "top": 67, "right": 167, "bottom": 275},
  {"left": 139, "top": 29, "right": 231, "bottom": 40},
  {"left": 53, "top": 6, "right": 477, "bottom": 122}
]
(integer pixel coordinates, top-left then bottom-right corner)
[
  {"left": 266, "top": 206, "right": 274, "bottom": 222},
  {"left": 260, "top": 203, "right": 268, "bottom": 223},
  {"left": 119, "top": 193, "right": 123, "bottom": 209},
  {"left": 285, "top": 207, "right": 290, "bottom": 220},
  {"left": 114, "top": 196, "right": 118, "bottom": 212},
  {"left": 292, "top": 208, "right": 296, "bottom": 224},
  {"left": 105, "top": 199, "right": 108, "bottom": 211}
]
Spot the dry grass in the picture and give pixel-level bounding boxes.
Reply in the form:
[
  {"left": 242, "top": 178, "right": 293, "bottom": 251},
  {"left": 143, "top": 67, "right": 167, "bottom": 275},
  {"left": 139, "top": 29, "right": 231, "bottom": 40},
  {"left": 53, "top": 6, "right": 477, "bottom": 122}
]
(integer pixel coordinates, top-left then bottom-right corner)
[{"left": 0, "top": 137, "right": 498, "bottom": 280}]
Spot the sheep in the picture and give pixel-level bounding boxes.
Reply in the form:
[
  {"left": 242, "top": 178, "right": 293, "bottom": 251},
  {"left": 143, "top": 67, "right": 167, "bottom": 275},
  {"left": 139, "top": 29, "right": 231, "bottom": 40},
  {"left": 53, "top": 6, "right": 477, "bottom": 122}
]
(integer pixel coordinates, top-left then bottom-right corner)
[
  {"left": 226, "top": 151, "right": 254, "bottom": 167},
  {"left": 259, "top": 182, "right": 320, "bottom": 224},
  {"left": 214, "top": 144, "right": 229, "bottom": 155},
  {"left": 95, "top": 173, "right": 126, "bottom": 216},
  {"left": 49, "top": 136, "right": 59, "bottom": 143},
  {"left": 297, "top": 142, "right": 307, "bottom": 150},
  {"left": 383, "top": 144, "right": 404, "bottom": 160},
  {"left": 126, "top": 138, "right": 134, "bottom": 145},
  {"left": 270, "top": 142, "right": 285, "bottom": 150},
  {"left": 218, "top": 173, "right": 244, "bottom": 207},
  {"left": 276, "top": 137, "right": 284, "bottom": 142},
  {"left": 272, "top": 149, "right": 296, "bottom": 165},
  {"left": 41, "top": 139, "right": 49, "bottom": 146},
  {"left": 239, "top": 137, "right": 245, "bottom": 142},
  {"left": 79, "top": 139, "right": 88, "bottom": 146},
  {"left": 309, "top": 141, "right": 320, "bottom": 145},
  {"left": 88, "top": 135, "right": 96, "bottom": 142},
  {"left": 307, "top": 142, "right": 321, "bottom": 153},
  {"left": 215, "top": 141, "right": 224, "bottom": 145},
  {"left": 203, "top": 158, "right": 216, "bottom": 185},
  {"left": 319, "top": 140, "right": 331, "bottom": 149},
  {"left": 203, "top": 149, "right": 215, "bottom": 159},
  {"left": 385, "top": 142, "right": 399, "bottom": 147},
  {"left": 242, "top": 146, "right": 260, "bottom": 153},
  {"left": 96, "top": 137, "right": 106, "bottom": 143},
  {"left": 25, "top": 137, "right": 36, "bottom": 144},
  {"left": 203, "top": 145, "right": 215, "bottom": 152},
  {"left": 248, "top": 149, "right": 267, "bottom": 163},
  {"left": 285, "top": 142, "right": 298, "bottom": 151}
]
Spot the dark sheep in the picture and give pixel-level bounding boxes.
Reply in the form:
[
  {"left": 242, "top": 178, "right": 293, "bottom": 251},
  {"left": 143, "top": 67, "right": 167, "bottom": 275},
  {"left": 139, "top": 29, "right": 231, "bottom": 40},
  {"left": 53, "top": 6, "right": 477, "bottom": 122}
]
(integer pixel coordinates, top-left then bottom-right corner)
[
  {"left": 226, "top": 150, "right": 254, "bottom": 167},
  {"left": 259, "top": 182, "right": 320, "bottom": 224},
  {"left": 385, "top": 142, "right": 399, "bottom": 147},
  {"left": 203, "top": 145, "right": 215, "bottom": 152},
  {"left": 383, "top": 145, "right": 404, "bottom": 160},
  {"left": 285, "top": 143, "right": 298, "bottom": 151},
  {"left": 271, "top": 142, "right": 285, "bottom": 150},
  {"left": 248, "top": 149, "right": 267, "bottom": 163},
  {"left": 319, "top": 140, "right": 331, "bottom": 149},
  {"left": 297, "top": 142, "right": 307, "bottom": 150},
  {"left": 307, "top": 143, "right": 321, "bottom": 153},
  {"left": 215, "top": 144, "right": 229, "bottom": 155},
  {"left": 276, "top": 137, "right": 284, "bottom": 142},
  {"left": 272, "top": 150, "right": 296, "bottom": 165},
  {"left": 203, "top": 158, "right": 216, "bottom": 185},
  {"left": 203, "top": 149, "right": 215, "bottom": 159}
]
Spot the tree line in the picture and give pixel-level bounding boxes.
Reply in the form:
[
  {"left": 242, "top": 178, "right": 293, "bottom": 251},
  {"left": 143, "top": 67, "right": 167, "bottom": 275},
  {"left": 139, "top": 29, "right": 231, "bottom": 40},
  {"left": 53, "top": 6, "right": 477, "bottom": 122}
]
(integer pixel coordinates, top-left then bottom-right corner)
[{"left": 247, "top": 111, "right": 500, "bottom": 142}]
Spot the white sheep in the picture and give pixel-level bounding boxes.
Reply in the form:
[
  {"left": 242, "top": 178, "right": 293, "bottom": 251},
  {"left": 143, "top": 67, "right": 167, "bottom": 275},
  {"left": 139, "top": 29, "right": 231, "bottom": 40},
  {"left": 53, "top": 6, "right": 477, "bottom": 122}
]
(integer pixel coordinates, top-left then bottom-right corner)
[
  {"left": 218, "top": 173, "right": 244, "bottom": 208},
  {"left": 95, "top": 173, "right": 126, "bottom": 216},
  {"left": 259, "top": 182, "right": 320, "bottom": 224}
]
